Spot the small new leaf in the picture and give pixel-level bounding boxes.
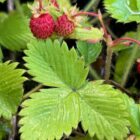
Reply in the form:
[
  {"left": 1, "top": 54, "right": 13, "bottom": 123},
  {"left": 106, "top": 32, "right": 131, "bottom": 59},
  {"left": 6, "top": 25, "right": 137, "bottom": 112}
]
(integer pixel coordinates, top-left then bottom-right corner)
[
  {"left": 79, "top": 81, "right": 130, "bottom": 140},
  {"left": 0, "top": 62, "right": 25, "bottom": 119},
  {"left": 77, "top": 41, "right": 102, "bottom": 65},
  {"left": 19, "top": 88, "right": 80, "bottom": 140},
  {"left": 24, "top": 39, "right": 89, "bottom": 89}
]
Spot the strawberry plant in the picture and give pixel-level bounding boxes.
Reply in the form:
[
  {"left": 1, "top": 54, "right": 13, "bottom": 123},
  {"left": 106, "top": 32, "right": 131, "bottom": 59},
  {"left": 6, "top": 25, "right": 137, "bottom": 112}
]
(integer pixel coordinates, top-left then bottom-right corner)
[{"left": 0, "top": 0, "right": 140, "bottom": 140}]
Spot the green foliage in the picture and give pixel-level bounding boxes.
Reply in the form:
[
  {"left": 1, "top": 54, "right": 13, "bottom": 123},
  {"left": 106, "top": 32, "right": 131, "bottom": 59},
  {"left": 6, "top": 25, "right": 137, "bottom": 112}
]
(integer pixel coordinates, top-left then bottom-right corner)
[
  {"left": 24, "top": 39, "right": 89, "bottom": 89},
  {"left": 0, "top": 12, "right": 8, "bottom": 23},
  {"left": 69, "top": 27, "right": 103, "bottom": 42},
  {"left": 19, "top": 88, "right": 80, "bottom": 140},
  {"left": 104, "top": 0, "right": 140, "bottom": 23},
  {"left": 129, "top": 101, "right": 140, "bottom": 136},
  {"left": 0, "top": 0, "right": 6, "bottom": 3},
  {"left": 77, "top": 41, "right": 102, "bottom": 65},
  {"left": 0, "top": 62, "right": 25, "bottom": 119},
  {"left": 0, "top": 12, "right": 33, "bottom": 51},
  {"left": 21, "top": 39, "right": 131, "bottom": 140},
  {"left": 79, "top": 81, "right": 129, "bottom": 140}
]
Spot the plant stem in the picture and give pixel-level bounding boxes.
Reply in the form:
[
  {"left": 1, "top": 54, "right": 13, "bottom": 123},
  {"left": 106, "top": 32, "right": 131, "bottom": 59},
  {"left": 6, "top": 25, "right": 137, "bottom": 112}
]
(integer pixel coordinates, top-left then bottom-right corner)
[
  {"left": 112, "top": 37, "right": 140, "bottom": 46},
  {"left": 89, "top": 66, "right": 101, "bottom": 79},
  {"left": 7, "top": 0, "right": 14, "bottom": 11},
  {"left": 23, "top": 84, "right": 43, "bottom": 100},
  {"left": 14, "top": 0, "right": 24, "bottom": 16},
  {"left": 105, "top": 44, "right": 113, "bottom": 80},
  {"left": 8, "top": 116, "right": 17, "bottom": 140},
  {"left": 84, "top": 0, "right": 96, "bottom": 11},
  {"left": 91, "top": 13, "right": 109, "bottom": 24},
  {"left": 73, "top": 11, "right": 98, "bottom": 18},
  {"left": 121, "top": 45, "right": 139, "bottom": 87},
  {"left": 105, "top": 23, "right": 118, "bottom": 39}
]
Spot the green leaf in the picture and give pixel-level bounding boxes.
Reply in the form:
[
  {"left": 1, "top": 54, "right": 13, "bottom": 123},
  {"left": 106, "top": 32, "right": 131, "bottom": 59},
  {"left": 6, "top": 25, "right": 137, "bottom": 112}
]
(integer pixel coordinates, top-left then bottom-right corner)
[
  {"left": 104, "top": 0, "right": 140, "bottom": 23},
  {"left": 79, "top": 81, "right": 129, "bottom": 140},
  {"left": 77, "top": 41, "right": 102, "bottom": 65},
  {"left": 24, "top": 39, "right": 89, "bottom": 89},
  {"left": 0, "top": 12, "right": 8, "bottom": 23},
  {"left": 0, "top": 0, "right": 6, "bottom": 3},
  {"left": 0, "top": 12, "right": 34, "bottom": 51},
  {"left": 0, "top": 62, "right": 25, "bottom": 119},
  {"left": 19, "top": 88, "right": 80, "bottom": 140},
  {"left": 128, "top": 100, "right": 140, "bottom": 136},
  {"left": 69, "top": 27, "right": 103, "bottom": 42}
]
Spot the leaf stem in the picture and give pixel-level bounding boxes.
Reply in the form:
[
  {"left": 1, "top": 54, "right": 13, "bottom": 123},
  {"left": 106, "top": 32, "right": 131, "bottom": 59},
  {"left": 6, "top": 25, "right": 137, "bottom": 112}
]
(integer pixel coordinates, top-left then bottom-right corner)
[
  {"left": 23, "top": 84, "right": 43, "bottom": 100},
  {"left": 84, "top": 0, "right": 96, "bottom": 11},
  {"left": 121, "top": 45, "right": 139, "bottom": 87},
  {"left": 7, "top": 0, "right": 14, "bottom": 11},
  {"left": 89, "top": 66, "right": 101, "bottom": 79},
  {"left": 72, "top": 11, "right": 98, "bottom": 18},
  {"left": 14, "top": 0, "right": 24, "bottom": 16},
  {"left": 91, "top": 13, "right": 109, "bottom": 24},
  {"left": 104, "top": 43, "right": 113, "bottom": 80},
  {"left": 112, "top": 37, "right": 140, "bottom": 46}
]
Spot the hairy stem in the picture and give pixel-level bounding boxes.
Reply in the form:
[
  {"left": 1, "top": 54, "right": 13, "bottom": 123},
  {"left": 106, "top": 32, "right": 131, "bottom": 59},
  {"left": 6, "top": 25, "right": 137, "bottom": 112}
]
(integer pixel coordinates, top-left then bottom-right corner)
[
  {"left": 73, "top": 11, "right": 98, "bottom": 18},
  {"left": 112, "top": 37, "right": 140, "bottom": 46},
  {"left": 105, "top": 45, "right": 113, "bottom": 80}
]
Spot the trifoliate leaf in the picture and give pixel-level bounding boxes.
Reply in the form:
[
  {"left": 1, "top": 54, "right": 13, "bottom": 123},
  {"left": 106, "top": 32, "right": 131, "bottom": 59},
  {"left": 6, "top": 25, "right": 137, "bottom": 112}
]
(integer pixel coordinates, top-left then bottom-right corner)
[
  {"left": 19, "top": 88, "right": 80, "bottom": 140},
  {"left": 79, "top": 81, "right": 130, "bottom": 140},
  {"left": 0, "top": 62, "right": 25, "bottom": 119},
  {"left": 69, "top": 27, "right": 103, "bottom": 42},
  {"left": 24, "top": 39, "right": 89, "bottom": 89},
  {"left": 77, "top": 41, "right": 102, "bottom": 65},
  {"left": 0, "top": 12, "right": 34, "bottom": 51},
  {"left": 104, "top": 0, "right": 140, "bottom": 23}
]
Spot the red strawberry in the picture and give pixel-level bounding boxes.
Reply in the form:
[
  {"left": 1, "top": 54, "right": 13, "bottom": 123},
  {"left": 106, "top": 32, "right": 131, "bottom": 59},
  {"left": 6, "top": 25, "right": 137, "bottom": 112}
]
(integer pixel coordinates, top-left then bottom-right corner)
[
  {"left": 50, "top": 0, "right": 59, "bottom": 8},
  {"left": 30, "top": 13, "right": 55, "bottom": 39},
  {"left": 55, "top": 14, "right": 75, "bottom": 37}
]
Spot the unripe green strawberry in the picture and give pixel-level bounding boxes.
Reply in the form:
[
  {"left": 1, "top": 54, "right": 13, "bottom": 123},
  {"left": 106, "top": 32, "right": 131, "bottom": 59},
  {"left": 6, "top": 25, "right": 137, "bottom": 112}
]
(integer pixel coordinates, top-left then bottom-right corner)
[
  {"left": 55, "top": 14, "right": 75, "bottom": 37},
  {"left": 30, "top": 13, "right": 55, "bottom": 39}
]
